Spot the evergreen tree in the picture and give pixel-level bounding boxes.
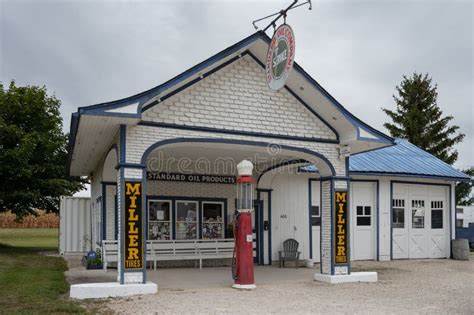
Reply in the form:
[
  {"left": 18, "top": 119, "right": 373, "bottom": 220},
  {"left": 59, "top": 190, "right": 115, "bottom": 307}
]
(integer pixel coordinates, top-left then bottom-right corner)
[
  {"left": 0, "top": 81, "right": 85, "bottom": 218},
  {"left": 456, "top": 167, "right": 473, "bottom": 206},
  {"left": 382, "top": 73, "right": 464, "bottom": 165}
]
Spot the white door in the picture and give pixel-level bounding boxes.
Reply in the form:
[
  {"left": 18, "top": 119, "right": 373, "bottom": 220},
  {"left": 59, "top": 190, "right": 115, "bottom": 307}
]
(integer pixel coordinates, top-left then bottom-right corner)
[
  {"left": 350, "top": 182, "right": 376, "bottom": 260},
  {"left": 392, "top": 184, "right": 448, "bottom": 259}
]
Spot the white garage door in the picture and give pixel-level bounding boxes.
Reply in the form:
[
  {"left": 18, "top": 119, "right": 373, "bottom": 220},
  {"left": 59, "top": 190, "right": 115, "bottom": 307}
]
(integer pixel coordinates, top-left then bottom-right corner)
[
  {"left": 392, "top": 183, "right": 448, "bottom": 259},
  {"left": 350, "top": 182, "right": 377, "bottom": 261}
]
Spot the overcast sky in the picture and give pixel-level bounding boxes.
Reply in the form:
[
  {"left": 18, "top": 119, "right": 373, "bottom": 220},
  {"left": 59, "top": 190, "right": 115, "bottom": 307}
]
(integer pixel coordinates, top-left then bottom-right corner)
[{"left": 1, "top": 0, "right": 472, "bottom": 169}]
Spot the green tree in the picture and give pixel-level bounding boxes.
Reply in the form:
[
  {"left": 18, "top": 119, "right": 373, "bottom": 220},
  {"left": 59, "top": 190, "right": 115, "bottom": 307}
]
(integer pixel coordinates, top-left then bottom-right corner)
[
  {"left": 382, "top": 73, "right": 465, "bottom": 165},
  {"left": 0, "top": 81, "right": 85, "bottom": 218},
  {"left": 455, "top": 167, "right": 473, "bottom": 206}
]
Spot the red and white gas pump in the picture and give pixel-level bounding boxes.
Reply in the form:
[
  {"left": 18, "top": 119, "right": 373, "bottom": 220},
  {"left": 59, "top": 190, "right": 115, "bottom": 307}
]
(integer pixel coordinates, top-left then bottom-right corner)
[{"left": 232, "top": 160, "right": 256, "bottom": 290}]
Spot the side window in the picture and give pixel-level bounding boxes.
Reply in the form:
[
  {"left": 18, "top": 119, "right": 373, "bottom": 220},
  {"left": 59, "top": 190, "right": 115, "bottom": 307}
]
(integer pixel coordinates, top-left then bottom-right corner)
[
  {"left": 356, "top": 205, "right": 371, "bottom": 226},
  {"left": 412, "top": 200, "right": 425, "bottom": 229},
  {"left": 431, "top": 201, "right": 443, "bottom": 229},
  {"left": 392, "top": 199, "right": 405, "bottom": 228},
  {"left": 311, "top": 205, "right": 320, "bottom": 226}
]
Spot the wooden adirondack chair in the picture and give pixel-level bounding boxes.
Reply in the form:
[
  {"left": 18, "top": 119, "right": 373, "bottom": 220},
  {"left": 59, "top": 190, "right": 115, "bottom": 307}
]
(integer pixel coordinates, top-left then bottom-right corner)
[{"left": 278, "top": 238, "right": 301, "bottom": 268}]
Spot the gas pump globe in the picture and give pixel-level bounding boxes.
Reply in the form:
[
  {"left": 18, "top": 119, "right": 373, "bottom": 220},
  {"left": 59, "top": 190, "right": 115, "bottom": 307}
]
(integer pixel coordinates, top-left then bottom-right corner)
[{"left": 232, "top": 160, "right": 256, "bottom": 290}]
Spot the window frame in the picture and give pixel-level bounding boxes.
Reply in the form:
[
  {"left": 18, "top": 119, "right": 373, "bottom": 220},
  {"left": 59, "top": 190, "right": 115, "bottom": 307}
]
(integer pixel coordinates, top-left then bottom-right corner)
[
  {"left": 148, "top": 199, "right": 173, "bottom": 240},
  {"left": 175, "top": 200, "right": 199, "bottom": 240},
  {"left": 201, "top": 201, "right": 225, "bottom": 239},
  {"left": 392, "top": 199, "right": 405, "bottom": 229},
  {"left": 356, "top": 205, "right": 372, "bottom": 226}
]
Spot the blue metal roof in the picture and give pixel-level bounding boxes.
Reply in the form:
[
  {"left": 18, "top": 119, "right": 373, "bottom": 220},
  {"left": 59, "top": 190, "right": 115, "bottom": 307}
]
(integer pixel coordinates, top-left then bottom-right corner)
[
  {"left": 349, "top": 139, "right": 470, "bottom": 181},
  {"left": 301, "top": 139, "right": 470, "bottom": 181}
]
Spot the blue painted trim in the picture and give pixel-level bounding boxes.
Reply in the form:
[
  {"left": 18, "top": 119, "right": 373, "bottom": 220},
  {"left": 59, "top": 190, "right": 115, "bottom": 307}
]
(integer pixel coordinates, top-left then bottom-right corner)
[
  {"left": 142, "top": 177, "right": 147, "bottom": 284},
  {"left": 320, "top": 176, "right": 351, "bottom": 181},
  {"left": 350, "top": 171, "right": 469, "bottom": 182},
  {"left": 114, "top": 193, "right": 118, "bottom": 241},
  {"left": 351, "top": 179, "right": 380, "bottom": 261},
  {"left": 346, "top": 181, "right": 351, "bottom": 274},
  {"left": 390, "top": 181, "right": 393, "bottom": 260},
  {"left": 119, "top": 167, "right": 125, "bottom": 285},
  {"left": 320, "top": 180, "right": 323, "bottom": 274},
  {"left": 333, "top": 184, "right": 350, "bottom": 274},
  {"left": 101, "top": 181, "right": 117, "bottom": 185},
  {"left": 138, "top": 121, "right": 339, "bottom": 145},
  {"left": 308, "top": 178, "right": 321, "bottom": 261},
  {"left": 115, "top": 162, "right": 147, "bottom": 170},
  {"left": 257, "top": 159, "right": 308, "bottom": 186},
  {"left": 268, "top": 190, "right": 272, "bottom": 265},
  {"left": 66, "top": 112, "right": 80, "bottom": 176},
  {"left": 119, "top": 125, "right": 126, "bottom": 164},
  {"left": 245, "top": 52, "right": 340, "bottom": 142},
  {"left": 101, "top": 183, "right": 107, "bottom": 241},
  {"left": 330, "top": 179, "right": 335, "bottom": 275},
  {"left": 140, "top": 138, "right": 337, "bottom": 176},
  {"left": 289, "top": 57, "right": 393, "bottom": 145}
]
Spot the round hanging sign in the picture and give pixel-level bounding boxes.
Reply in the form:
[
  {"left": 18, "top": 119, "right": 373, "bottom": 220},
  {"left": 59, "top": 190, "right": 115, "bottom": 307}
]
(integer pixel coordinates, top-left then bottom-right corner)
[{"left": 265, "top": 24, "right": 295, "bottom": 91}]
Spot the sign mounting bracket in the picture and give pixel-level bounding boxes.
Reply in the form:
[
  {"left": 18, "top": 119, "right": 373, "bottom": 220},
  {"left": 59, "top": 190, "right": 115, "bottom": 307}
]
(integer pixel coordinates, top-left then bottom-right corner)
[{"left": 252, "top": 0, "right": 312, "bottom": 32}]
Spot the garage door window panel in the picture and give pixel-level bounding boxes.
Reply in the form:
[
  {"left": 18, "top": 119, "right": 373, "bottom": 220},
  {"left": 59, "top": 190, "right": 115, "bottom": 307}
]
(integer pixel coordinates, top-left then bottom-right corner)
[
  {"left": 412, "top": 200, "right": 425, "bottom": 229},
  {"left": 431, "top": 201, "right": 443, "bottom": 229},
  {"left": 392, "top": 199, "right": 405, "bottom": 228}
]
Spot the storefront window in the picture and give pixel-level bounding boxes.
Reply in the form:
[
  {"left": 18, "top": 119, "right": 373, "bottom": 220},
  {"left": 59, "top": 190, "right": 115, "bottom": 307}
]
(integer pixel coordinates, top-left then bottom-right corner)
[
  {"left": 148, "top": 200, "right": 172, "bottom": 240},
  {"left": 176, "top": 201, "right": 198, "bottom": 240},
  {"left": 202, "top": 202, "right": 224, "bottom": 239}
]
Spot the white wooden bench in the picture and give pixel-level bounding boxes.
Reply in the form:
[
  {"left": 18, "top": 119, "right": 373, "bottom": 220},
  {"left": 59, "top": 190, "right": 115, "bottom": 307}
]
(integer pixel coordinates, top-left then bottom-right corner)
[{"left": 102, "top": 239, "right": 234, "bottom": 270}]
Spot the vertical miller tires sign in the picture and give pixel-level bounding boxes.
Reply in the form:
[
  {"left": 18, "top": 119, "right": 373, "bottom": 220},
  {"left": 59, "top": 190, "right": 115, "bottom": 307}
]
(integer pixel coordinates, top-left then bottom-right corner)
[
  {"left": 266, "top": 24, "right": 295, "bottom": 91},
  {"left": 124, "top": 181, "right": 144, "bottom": 270},
  {"left": 334, "top": 191, "right": 348, "bottom": 265}
]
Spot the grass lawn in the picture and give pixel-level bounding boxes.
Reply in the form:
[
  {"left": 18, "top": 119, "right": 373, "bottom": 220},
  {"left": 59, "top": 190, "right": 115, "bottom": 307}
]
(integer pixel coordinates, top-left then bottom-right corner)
[{"left": 0, "top": 228, "right": 86, "bottom": 314}]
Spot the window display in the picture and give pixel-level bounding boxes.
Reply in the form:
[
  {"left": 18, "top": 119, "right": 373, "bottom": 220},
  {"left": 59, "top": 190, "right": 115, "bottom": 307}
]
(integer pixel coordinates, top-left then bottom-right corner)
[
  {"left": 148, "top": 200, "right": 172, "bottom": 240},
  {"left": 176, "top": 201, "right": 198, "bottom": 240},
  {"left": 202, "top": 202, "right": 224, "bottom": 239}
]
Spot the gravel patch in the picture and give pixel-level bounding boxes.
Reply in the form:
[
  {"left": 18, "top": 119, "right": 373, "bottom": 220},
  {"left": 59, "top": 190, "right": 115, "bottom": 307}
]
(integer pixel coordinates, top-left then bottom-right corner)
[{"left": 100, "top": 257, "right": 473, "bottom": 314}]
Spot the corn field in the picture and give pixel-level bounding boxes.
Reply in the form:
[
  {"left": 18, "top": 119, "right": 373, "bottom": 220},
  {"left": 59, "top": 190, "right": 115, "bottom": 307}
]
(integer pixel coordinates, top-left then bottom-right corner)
[{"left": 0, "top": 210, "right": 59, "bottom": 228}]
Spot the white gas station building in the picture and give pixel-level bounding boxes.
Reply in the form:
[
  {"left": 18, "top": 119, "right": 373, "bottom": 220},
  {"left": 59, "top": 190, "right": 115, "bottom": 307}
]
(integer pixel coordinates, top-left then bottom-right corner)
[{"left": 66, "top": 31, "right": 470, "bottom": 296}]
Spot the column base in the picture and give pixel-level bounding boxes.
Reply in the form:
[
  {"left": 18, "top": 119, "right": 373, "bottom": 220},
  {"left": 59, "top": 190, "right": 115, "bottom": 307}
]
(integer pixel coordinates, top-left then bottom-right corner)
[
  {"left": 232, "top": 283, "right": 257, "bottom": 290},
  {"left": 70, "top": 282, "right": 158, "bottom": 299},
  {"left": 314, "top": 272, "right": 377, "bottom": 284}
]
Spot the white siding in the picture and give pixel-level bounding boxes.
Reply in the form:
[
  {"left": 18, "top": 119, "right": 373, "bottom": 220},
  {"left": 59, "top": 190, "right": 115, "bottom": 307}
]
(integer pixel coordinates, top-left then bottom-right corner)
[
  {"left": 59, "top": 196, "right": 92, "bottom": 255},
  {"left": 271, "top": 173, "right": 311, "bottom": 262}
]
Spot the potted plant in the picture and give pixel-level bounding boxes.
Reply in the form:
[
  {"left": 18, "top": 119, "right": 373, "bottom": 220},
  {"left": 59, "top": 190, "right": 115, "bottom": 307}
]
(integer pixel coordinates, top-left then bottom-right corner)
[{"left": 82, "top": 248, "right": 103, "bottom": 269}]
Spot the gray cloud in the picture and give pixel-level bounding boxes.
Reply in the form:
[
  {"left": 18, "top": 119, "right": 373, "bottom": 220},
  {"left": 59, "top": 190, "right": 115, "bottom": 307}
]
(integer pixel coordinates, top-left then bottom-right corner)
[{"left": 1, "top": 0, "right": 472, "bottom": 168}]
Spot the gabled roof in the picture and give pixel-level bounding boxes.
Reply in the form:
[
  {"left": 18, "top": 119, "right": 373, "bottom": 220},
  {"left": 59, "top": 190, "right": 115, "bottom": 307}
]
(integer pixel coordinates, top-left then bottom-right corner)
[
  {"left": 68, "top": 30, "right": 394, "bottom": 176},
  {"left": 349, "top": 139, "right": 470, "bottom": 181}
]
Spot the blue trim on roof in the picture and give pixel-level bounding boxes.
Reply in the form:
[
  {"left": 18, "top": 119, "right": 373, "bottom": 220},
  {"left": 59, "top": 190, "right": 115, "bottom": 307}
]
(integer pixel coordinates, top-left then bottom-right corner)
[
  {"left": 350, "top": 139, "right": 470, "bottom": 181},
  {"left": 301, "top": 139, "right": 470, "bottom": 181}
]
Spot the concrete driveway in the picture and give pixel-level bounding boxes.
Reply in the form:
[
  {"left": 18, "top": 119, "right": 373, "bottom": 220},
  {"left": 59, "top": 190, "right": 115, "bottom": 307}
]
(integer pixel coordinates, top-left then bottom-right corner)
[{"left": 66, "top": 255, "right": 474, "bottom": 314}]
